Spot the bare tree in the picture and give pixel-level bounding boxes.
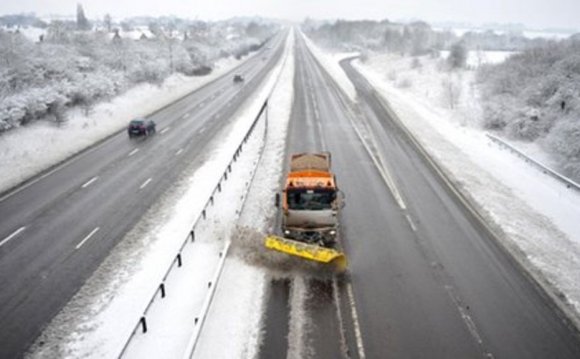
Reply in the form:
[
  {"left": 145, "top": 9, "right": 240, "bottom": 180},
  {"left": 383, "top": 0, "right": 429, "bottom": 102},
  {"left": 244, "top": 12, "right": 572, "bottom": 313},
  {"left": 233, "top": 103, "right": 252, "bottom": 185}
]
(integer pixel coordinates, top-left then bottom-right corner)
[{"left": 442, "top": 73, "right": 462, "bottom": 110}]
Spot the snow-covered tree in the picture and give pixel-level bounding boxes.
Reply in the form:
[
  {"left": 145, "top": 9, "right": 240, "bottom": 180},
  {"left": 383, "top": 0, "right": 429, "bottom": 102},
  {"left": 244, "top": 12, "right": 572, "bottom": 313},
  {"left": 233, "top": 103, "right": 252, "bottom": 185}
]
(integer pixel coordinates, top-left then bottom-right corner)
[
  {"left": 407, "top": 21, "right": 432, "bottom": 56},
  {"left": 104, "top": 14, "right": 112, "bottom": 32},
  {"left": 46, "top": 20, "right": 73, "bottom": 43},
  {"left": 478, "top": 37, "right": 580, "bottom": 179},
  {"left": 76, "top": 4, "right": 90, "bottom": 31},
  {"left": 441, "top": 73, "right": 462, "bottom": 109},
  {"left": 0, "top": 16, "right": 278, "bottom": 133},
  {"left": 545, "top": 115, "right": 580, "bottom": 180},
  {"left": 448, "top": 42, "right": 467, "bottom": 69},
  {"left": 383, "top": 27, "right": 404, "bottom": 53}
]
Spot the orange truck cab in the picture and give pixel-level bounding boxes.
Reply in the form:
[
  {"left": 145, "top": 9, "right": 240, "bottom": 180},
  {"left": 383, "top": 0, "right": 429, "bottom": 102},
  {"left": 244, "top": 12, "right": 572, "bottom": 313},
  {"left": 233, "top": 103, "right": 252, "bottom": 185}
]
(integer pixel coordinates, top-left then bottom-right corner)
[{"left": 278, "top": 152, "right": 344, "bottom": 246}]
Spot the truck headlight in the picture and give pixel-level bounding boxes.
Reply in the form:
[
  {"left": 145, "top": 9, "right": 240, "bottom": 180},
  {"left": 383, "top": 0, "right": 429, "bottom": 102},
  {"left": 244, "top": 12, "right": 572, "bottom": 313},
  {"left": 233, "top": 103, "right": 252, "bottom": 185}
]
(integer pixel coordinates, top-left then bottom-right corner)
[
  {"left": 284, "top": 230, "right": 291, "bottom": 236},
  {"left": 329, "top": 230, "right": 336, "bottom": 236}
]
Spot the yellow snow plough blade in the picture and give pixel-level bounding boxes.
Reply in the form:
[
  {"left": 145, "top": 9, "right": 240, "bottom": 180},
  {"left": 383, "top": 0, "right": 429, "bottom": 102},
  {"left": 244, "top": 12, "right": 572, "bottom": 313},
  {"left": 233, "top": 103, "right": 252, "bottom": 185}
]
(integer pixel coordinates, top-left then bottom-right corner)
[{"left": 265, "top": 235, "right": 347, "bottom": 272}]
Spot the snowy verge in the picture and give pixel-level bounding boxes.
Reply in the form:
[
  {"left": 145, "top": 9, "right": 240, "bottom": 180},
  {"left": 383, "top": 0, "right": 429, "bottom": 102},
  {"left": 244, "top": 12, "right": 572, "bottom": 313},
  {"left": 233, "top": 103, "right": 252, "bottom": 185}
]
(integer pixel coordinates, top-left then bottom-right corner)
[
  {"left": 439, "top": 50, "right": 516, "bottom": 68},
  {"left": 124, "top": 107, "right": 268, "bottom": 359},
  {"left": 26, "top": 35, "right": 291, "bottom": 359},
  {"left": 351, "top": 57, "right": 580, "bottom": 324},
  {"left": 0, "top": 55, "right": 249, "bottom": 195}
]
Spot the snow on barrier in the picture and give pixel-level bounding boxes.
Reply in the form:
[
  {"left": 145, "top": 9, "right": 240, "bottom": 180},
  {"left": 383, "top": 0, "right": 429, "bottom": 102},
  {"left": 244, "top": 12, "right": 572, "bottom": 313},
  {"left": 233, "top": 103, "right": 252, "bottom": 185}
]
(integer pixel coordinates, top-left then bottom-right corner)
[
  {"left": 486, "top": 133, "right": 580, "bottom": 192},
  {"left": 181, "top": 36, "right": 292, "bottom": 358},
  {"left": 181, "top": 103, "right": 270, "bottom": 359},
  {"left": 117, "top": 100, "right": 269, "bottom": 358}
]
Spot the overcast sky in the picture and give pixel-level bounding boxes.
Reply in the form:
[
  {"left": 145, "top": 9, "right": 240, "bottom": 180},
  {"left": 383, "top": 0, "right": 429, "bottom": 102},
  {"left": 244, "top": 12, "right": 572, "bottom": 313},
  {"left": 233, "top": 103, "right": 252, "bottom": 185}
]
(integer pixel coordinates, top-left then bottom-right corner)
[{"left": 1, "top": 0, "right": 579, "bottom": 30}]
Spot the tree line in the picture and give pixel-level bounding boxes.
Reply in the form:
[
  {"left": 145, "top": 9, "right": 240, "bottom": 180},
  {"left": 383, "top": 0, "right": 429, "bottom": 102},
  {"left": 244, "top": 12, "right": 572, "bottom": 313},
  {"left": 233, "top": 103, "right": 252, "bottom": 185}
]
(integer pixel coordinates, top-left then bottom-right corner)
[{"left": 0, "top": 12, "right": 278, "bottom": 132}]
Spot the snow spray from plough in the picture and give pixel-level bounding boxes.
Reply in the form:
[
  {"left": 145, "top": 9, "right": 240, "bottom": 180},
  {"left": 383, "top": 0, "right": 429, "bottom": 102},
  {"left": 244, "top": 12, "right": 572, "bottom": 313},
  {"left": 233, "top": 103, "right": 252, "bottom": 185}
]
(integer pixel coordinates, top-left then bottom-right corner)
[{"left": 264, "top": 152, "right": 347, "bottom": 272}]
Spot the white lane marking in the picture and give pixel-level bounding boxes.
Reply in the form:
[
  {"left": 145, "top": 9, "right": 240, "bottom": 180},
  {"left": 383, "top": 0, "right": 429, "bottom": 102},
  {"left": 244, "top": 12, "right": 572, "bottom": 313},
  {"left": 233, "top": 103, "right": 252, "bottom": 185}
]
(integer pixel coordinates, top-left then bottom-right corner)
[
  {"left": 462, "top": 311, "right": 483, "bottom": 344},
  {"left": 332, "top": 278, "right": 350, "bottom": 357},
  {"left": 160, "top": 127, "right": 170, "bottom": 134},
  {"left": 140, "top": 178, "right": 152, "bottom": 189},
  {"left": 405, "top": 214, "right": 417, "bottom": 232},
  {"left": 346, "top": 282, "right": 366, "bottom": 359},
  {"left": 347, "top": 108, "right": 407, "bottom": 210},
  {"left": 76, "top": 227, "right": 100, "bottom": 250},
  {"left": 0, "top": 142, "right": 103, "bottom": 203},
  {"left": 128, "top": 148, "right": 139, "bottom": 157},
  {"left": 81, "top": 176, "right": 99, "bottom": 189},
  {"left": 0, "top": 227, "right": 26, "bottom": 248},
  {"left": 176, "top": 148, "right": 184, "bottom": 156},
  {"left": 444, "top": 285, "right": 493, "bottom": 356}
]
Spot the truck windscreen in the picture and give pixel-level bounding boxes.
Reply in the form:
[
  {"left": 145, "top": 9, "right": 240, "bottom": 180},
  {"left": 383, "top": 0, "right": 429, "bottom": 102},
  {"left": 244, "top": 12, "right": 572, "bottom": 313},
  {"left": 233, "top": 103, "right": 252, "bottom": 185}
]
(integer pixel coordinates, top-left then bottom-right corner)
[{"left": 287, "top": 189, "right": 335, "bottom": 210}]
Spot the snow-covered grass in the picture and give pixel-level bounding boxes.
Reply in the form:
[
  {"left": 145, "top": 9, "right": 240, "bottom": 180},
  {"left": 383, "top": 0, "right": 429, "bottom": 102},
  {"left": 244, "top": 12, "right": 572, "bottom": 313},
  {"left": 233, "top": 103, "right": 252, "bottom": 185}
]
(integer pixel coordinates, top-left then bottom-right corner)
[
  {"left": 350, "top": 53, "right": 580, "bottom": 322},
  {"left": 0, "top": 56, "right": 245, "bottom": 195},
  {"left": 11, "top": 26, "right": 46, "bottom": 42},
  {"left": 358, "top": 53, "right": 486, "bottom": 129},
  {"left": 26, "top": 31, "right": 293, "bottom": 359},
  {"left": 439, "top": 50, "right": 516, "bottom": 68}
]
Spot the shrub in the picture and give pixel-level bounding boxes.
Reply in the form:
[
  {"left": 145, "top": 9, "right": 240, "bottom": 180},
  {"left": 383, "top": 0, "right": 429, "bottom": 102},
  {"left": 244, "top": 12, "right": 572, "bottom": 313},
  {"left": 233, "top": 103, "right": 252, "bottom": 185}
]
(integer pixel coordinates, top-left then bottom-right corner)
[
  {"left": 447, "top": 42, "right": 467, "bottom": 69},
  {"left": 192, "top": 65, "right": 212, "bottom": 76},
  {"left": 545, "top": 116, "right": 580, "bottom": 180},
  {"left": 397, "top": 77, "right": 413, "bottom": 88},
  {"left": 411, "top": 57, "right": 422, "bottom": 69}
]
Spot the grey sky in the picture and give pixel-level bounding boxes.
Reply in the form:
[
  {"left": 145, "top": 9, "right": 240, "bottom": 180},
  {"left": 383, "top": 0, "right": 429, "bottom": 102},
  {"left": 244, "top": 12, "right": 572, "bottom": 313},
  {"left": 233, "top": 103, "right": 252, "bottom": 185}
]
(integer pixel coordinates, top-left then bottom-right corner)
[{"left": 1, "top": 0, "right": 579, "bottom": 29}]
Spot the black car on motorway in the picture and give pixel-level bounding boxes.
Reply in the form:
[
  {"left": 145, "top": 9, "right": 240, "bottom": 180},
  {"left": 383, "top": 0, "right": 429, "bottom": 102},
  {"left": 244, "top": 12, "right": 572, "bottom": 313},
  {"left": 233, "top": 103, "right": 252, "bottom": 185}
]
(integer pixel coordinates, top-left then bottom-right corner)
[
  {"left": 233, "top": 74, "right": 244, "bottom": 83},
  {"left": 128, "top": 118, "right": 156, "bottom": 137}
]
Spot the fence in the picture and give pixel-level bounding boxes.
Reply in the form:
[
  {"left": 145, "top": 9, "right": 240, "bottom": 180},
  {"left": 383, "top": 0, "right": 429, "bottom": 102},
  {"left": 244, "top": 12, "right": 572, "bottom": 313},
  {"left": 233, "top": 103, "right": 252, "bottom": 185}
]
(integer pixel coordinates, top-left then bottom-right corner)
[
  {"left": 486, "top": 134, "right": 580, "bottom": 192},
  {"left": 117, "top": 99, "right": 269, "bottom": 358}
]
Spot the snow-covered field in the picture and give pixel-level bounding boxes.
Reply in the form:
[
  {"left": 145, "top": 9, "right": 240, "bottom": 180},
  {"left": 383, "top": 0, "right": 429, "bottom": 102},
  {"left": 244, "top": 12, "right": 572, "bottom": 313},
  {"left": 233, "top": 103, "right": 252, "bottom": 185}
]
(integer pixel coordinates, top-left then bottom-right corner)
[
  {"left": 347, "top": 50, "right": 580, "bottom": 324},
  {"left": 26, "top": 30, "right": 294, "bottom": 358},
  {"left": 0, "top": 55, "right": 247, "bottom": 195},
  {"left": 356, "top": 52, "right": 485, "bottom": 127},
  {"left": 439, "top": 50, "right": 516, "bottom": 68},
  {"left": 433, "top": 26, "right": 576, "bottom": 40}
]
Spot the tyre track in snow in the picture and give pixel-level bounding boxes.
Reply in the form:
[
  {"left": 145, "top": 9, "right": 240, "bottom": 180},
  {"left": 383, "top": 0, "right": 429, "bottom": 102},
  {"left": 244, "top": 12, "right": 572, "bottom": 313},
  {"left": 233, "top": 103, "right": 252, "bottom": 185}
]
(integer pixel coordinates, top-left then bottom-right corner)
[{"left": 258, "top": 31, "right": 356, "bottom": 359}]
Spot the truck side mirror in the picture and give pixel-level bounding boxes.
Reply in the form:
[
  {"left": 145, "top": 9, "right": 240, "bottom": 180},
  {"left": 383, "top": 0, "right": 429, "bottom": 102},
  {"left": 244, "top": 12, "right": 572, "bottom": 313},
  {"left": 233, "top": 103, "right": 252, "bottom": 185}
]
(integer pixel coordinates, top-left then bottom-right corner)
[
  {"left": 339, "top": 190, "right": 346, "bottom": 209},
  {"left": 275, "top": 193, "right": 280, "bottom": 208}
]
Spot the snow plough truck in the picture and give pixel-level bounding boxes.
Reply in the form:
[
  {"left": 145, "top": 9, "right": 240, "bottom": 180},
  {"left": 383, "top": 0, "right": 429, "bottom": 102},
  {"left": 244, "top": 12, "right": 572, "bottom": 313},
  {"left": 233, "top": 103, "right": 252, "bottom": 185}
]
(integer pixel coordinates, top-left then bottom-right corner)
[{"left": 265, "top": 152, "right": 347, "bottom": 272}]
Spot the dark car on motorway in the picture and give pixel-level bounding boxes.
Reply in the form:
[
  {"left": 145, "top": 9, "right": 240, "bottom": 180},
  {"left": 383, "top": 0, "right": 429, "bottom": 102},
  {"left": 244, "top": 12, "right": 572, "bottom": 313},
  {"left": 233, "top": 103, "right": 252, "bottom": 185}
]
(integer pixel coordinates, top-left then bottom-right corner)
[
  {"left": 128, "top": 118, "right": 156, "bottom": 137},
  {"left": 233, "top": 74, "right": 244, "bottom": 83}
]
